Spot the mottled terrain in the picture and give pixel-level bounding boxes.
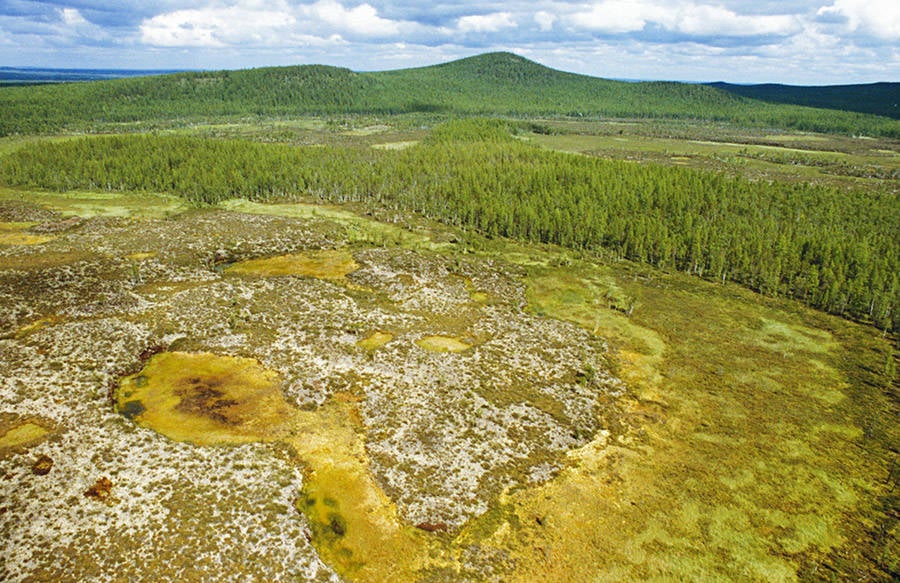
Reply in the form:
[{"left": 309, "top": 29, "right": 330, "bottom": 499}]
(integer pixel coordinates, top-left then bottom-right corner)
[{"left": 0, "top": 188, "right": 895, "bottom": 581}]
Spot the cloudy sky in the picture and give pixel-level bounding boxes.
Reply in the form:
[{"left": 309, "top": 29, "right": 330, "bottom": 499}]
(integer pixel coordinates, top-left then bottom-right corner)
[{"left": 1, "top": 1, "right": 898, "bottom": 84}]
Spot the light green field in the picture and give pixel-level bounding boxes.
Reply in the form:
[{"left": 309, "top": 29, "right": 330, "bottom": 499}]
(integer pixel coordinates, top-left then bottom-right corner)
[{"left": 526, "top": 124, "right": 899, "bottom": 190}]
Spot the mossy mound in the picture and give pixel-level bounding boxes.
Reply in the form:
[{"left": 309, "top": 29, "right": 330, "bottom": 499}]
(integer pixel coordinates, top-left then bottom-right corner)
[
  {"left": 0, "top": 222, "right": 53, "bottom": 246},
  {"left": 116, "top": 352, "right": 293, "bottom": 446},
  {"left": 415, "top": 335, "right": 471, "bottom": 353},
  {"left": 226, "top": 249, "right": 358, "bottom": 280},
  {"left": 356, "top": 331, "right": 393, "bottom": 350}
]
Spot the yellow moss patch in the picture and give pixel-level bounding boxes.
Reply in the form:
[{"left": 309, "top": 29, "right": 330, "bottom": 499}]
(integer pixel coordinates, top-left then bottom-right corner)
[
  {"left": 372, "top": 140, "right": 419, "bottom": 150},
  {"left": 0, "top": 422, "right": 48, "bottom": 449},
  {"left": 288, "top": 399, "right": 443, "bottom": 581},
  {"left": 115, "top": 351, "right": 446, "bottom": 579},
  {"left": 225, "top": 249, "right": 359, "bottom": 280},
  {"left": 115, "top": 352, "right": 294, "bottom": 446},
  {"left": 356, "top": 331, "right": 393, "bottom": 350},
  {"left": 415, "top": 335, "right": 471, "bottom": 353},
  {"left": 127, "top": 252, "right": 156, "bottom": 261},
  {"left": 0, "top": 251, "right": 87, "bottom": 270},
  {"left": 14, "top": 316, "right": 59, "bottom": 339},
  {"left": 0, "top": 222, "right": 54, "bottom": 246},
  {"left": 463, "top": 279, "right": 489, "bottom": 304},
  {"left": 470, "top": 291, "right": 489, "bottom": 304}
]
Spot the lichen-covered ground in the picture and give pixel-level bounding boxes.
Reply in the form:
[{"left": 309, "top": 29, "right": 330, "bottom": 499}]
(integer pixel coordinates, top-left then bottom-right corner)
[
  {"left": 0, "top": 189, "right": 896, "bottom": 581},
  {"left": 0, "top": 192, "right": 625, "bottom": 580}
]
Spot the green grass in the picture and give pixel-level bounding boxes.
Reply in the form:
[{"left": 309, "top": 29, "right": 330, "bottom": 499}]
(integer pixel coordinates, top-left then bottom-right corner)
[{"left": 497, "top": 249, "right": 898, "bottom": 580}]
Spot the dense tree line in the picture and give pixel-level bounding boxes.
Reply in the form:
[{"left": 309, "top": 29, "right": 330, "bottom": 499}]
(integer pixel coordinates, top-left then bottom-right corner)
[
  {"left": 708, "top": 81, "right": 900, "bottom": 120},
  {"left": 1, "top": 120, "right": 896, "bottom": 331},
  {"left": 1, "top": 53, "right": 898, "bottom": 137}
]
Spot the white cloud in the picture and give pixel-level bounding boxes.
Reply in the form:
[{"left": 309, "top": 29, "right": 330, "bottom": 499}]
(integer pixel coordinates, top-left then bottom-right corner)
[
  {"left": 60, "top": 8, "right": 88, "bottom": 27},
  {"left": 675, "top": 5, "right": 796, "bottom": 37},
  {"left": 458, "top": 12, "right": 517, "bottom": 33},
  {"left": 534, "top": 11, "right": 558, "bottom": 32},
  {"left": 818, "top": 0, "right": 900, "bottom": 40},
  {"left": 140, "top": 4, "right": 297, "bottom": 48},
  {"left": 1, "top": 0, "right": 897, "bottom": 83},
  {"left": 569, "top": 1, "right": 653, "bottom": 33},
  {"left": 140, "top": 0, "right": 405, "bottom": 48},
  {"left": 304, "top": 0, "right": 401, "bottom": 37},
  {"left": 568, "top": 1, "right": 798, "bottom": 37}
]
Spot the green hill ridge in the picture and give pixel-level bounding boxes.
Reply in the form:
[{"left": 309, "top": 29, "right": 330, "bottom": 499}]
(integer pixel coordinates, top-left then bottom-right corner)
[
  {"left": 1, "top": 52, "right": 898, "bottom": 136},
  {"left": 708, "top": 81, "right": 899, "bottom": 120}
]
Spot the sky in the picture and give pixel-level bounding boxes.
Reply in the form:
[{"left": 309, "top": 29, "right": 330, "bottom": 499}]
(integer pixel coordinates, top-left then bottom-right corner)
[{"left": 1, "top": 1, "right": 898, "bottom": 84}]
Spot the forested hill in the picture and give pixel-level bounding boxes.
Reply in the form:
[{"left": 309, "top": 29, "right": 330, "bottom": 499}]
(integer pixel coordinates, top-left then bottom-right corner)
[
  {"left": 708, "top": 81, "right": 900, "bottom": 120},
  {"left": 1, "top": 52, "right": 898, "bottom": 137}
]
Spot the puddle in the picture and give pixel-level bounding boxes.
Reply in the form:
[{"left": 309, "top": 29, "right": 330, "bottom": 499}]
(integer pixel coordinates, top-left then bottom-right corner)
[{"left": 225, "top": 249, "right": 359, "bottom": 280}]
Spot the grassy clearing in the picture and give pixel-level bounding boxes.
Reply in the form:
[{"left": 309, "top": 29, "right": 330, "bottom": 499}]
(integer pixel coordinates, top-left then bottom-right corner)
[
  {"left": 477, "top": 250, "right": 897, "bottom": 581},
  {"left": 218, "top": 198, "right": 446, "bottom": 251},
  {"left": 0, "top": 186, "right": 189, "bottom": 219},
  {"left": 527, "top": 126, "right": 899, "bottom": 190},
  {"left": 0, "top": 221, "right": 54, "bottom": 245}
]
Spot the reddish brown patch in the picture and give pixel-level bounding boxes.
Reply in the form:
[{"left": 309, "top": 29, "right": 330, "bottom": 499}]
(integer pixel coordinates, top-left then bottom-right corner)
[
  {"left": 84, "top": 476, "right": 114, "bottom": 502},
  {"left": 415, "top": 522, "right": 449, "bottom": 533},
  {"left": 175, "top": 378, "right": 240, "bottom": 425},
  {"left": 31, "top": 454, "right": 53, "bottom": 476},
  {"left": 138, "top": 344, "right": 166, "bottom": 363}
]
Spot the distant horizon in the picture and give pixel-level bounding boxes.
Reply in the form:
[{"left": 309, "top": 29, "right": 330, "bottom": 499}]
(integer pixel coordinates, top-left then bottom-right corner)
[
  {"left": 2, "top": 56, "right": 898, "bottom": 88},
  {"left": 1, "top": 2, "right": 898, "bottom": 86}
]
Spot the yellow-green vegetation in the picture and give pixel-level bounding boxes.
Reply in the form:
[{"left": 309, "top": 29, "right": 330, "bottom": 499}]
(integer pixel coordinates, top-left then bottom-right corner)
[
  {"left": 0, "top": 221, "right": 53, "bottom": 245},
  {"left": 415, "top": 335, "right": 472, "bottom": 353},
  {"left": 114, "top": 352, "right": 448, "bottom": 580},
  {"left": 0, "top": 422, "right": 48, "bottom": 450},
  {"left": 225, "top": 249, "right": 358, "bottom": 280},
  {"left": 356, "top": 331, "right": 393, "bottom": 350},
  {"left": 0, "top": 186, "right": 189, "bottom": 219},
  {"left": 486, "top": 256, "right": 897, "bottom": 580},
  {"left": 219, "top": 198, "right": 441, "bottom": 250},
  {"left": 116, "top": 352, "right": 293, "bottom": 445}
]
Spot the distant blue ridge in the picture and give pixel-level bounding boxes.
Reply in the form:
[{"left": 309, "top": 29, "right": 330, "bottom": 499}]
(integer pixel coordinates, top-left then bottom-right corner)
[{"left": 0, "top": 67, "right": 186, "bottom": 84}]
